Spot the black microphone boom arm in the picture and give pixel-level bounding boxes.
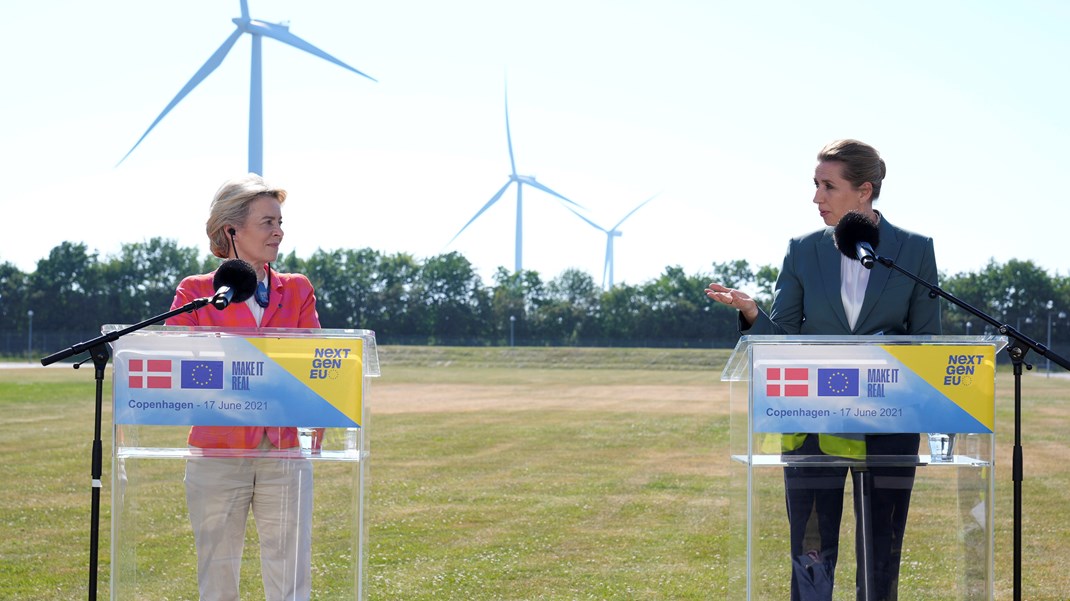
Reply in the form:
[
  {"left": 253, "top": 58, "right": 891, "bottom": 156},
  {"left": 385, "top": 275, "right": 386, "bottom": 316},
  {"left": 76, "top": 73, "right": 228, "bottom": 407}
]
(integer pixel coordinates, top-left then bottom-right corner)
[
  {"left": 40, "top": 296, "right": 213, "bottom": 366},
  {"left": 874, "top": 254, "right": 1070, "bottom": 369}
]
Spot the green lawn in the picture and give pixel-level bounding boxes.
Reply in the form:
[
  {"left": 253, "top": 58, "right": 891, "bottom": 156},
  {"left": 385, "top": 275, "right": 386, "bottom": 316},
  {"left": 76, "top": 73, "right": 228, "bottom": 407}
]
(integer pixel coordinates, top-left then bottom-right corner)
[{"left": 1, "top": 346, "right": 1067, "bottom": 599}]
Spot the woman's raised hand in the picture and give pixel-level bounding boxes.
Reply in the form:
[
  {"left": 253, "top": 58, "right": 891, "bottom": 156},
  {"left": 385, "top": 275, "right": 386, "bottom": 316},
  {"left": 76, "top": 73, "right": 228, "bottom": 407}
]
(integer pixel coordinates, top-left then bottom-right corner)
[{"left": 704, "top": 283, "right": 759, "bottom": 326}]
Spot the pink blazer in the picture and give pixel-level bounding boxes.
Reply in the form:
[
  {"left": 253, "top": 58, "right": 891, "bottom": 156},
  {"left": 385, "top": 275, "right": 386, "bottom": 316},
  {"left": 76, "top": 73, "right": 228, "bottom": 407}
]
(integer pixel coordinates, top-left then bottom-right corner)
[{"left": 166, "top": 267, "right": 321, "bottom": 449}]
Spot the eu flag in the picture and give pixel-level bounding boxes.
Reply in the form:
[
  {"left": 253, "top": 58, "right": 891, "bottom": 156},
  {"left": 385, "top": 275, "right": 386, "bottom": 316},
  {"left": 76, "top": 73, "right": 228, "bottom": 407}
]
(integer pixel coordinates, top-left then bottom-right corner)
[
  {"left": 181, "top": 360, "right": 224, "bottom": 389},
  {"left": 817, "top": 369, "right": 859, "bottom": 397}
]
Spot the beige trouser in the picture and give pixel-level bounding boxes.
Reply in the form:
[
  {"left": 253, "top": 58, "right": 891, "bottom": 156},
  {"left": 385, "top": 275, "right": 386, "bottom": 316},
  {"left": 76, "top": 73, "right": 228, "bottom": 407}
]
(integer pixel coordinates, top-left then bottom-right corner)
[{"left": 184, "top": 441, "right": 313, "bottom": 601}]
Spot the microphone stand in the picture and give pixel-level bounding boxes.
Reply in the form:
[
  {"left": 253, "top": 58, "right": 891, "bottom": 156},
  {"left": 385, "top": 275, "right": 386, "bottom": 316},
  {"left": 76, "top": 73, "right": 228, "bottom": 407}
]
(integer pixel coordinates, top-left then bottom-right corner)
[
  {"left": 40, "top": 296, "right": 216, "bottom": 601},
  {"left": 874, "top": 254, "right": 1070, "bottom": 601}
]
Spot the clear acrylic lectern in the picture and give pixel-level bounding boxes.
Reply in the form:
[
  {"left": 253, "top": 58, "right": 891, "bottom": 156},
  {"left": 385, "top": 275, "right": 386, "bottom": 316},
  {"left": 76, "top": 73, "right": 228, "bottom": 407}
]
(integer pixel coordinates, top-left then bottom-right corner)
[
  {"left": 723, "top": 335, "right": 1005, "bottom": 600},
  {"left": 105, "top": 325, "right": 378, "bottom": 600}
]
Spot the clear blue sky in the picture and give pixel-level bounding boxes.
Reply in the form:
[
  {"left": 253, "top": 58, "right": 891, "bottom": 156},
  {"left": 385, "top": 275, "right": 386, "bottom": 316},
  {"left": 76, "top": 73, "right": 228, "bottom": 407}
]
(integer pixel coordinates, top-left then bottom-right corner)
[{"left": 3, "top": 1, "right": 1068, "bottom": 289}]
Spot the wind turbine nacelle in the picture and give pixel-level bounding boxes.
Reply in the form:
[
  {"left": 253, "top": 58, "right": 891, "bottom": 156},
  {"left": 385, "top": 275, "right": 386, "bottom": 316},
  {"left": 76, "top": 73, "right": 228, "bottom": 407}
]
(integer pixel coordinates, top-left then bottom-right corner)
[{"left": 234, "top": 18, "right": 291, "bottom": 33}]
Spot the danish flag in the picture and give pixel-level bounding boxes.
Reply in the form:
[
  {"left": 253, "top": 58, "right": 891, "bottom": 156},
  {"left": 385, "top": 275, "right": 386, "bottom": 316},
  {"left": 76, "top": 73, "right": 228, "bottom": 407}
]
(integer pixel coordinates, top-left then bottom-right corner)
[
  {"left": 766, "top": 367, "right": 809, "bottom": 397},
  {"left": 128, "top": 359, "right": 173, "bottom": 389}
]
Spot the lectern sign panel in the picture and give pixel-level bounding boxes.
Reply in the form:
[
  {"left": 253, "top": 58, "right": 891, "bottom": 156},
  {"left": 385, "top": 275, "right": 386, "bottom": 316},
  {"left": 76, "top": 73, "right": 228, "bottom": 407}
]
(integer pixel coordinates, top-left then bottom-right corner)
[
  {"left": 752, "top": 344, "right": 995, "bottom": 433},
  {"left": 112, "top": 335, "right": 363, "bottom": 427}
]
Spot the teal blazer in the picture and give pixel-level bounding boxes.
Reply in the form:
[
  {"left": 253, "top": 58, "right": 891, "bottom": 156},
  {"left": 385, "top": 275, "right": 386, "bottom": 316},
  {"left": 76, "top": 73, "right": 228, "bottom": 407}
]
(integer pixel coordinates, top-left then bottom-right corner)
[{"left": 745, "top": 213, "right": 941, "bottom": 336}]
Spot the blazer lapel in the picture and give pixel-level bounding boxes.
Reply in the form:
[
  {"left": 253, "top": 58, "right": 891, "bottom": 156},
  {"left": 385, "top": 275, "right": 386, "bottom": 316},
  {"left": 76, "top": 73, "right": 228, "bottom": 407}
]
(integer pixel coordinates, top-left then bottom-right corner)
[
  {"left": 818, "top": 228, "right": 852, "bottom": 332},
  {"left": 855, "top": 214, "right": 900, "bottom": 332}
]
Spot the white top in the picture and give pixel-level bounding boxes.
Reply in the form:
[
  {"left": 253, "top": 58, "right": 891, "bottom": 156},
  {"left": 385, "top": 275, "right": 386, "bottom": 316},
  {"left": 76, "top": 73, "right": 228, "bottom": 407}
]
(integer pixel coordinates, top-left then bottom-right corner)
[{"left": 840, "top": 253, "right": 870, "bottom": 331}]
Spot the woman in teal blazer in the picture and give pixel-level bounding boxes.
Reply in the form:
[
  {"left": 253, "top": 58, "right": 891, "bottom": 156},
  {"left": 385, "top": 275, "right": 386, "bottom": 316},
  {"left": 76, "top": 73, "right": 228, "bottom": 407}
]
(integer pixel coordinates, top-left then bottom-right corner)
[{"left": 706, "top": 139, "right": 941, "bottom": 601}]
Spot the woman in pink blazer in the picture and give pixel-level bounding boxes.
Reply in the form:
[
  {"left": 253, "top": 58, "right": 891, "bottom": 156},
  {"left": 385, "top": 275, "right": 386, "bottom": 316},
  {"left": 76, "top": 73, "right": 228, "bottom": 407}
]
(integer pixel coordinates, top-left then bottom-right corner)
[{"left": 167, "top": 174, "right": 320, "bottom": 601}]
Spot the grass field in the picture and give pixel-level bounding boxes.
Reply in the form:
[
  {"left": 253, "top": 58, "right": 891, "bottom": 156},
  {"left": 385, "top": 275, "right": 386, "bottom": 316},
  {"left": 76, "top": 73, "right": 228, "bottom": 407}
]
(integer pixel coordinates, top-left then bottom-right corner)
[{"left": 1, "top": 345, "right": 1068, "bottom": 599}]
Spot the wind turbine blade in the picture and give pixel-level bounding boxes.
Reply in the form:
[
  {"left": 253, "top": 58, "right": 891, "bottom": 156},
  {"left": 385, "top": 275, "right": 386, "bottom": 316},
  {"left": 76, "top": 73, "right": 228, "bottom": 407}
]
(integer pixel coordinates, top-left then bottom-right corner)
[
  {"left": 247, "top": 20, "right": 377, "bottom": 82},
  {"left": 611, "top": 193, "right": 659, "bottom": 230},
  {"left": 240, "top": 0, "right": 249, "bottom": 20},
  {"left": 504, "top": 87, "right": 518, "bottom": 177},
  {"left": 117, "top": 28, "right": 244, "bottom": 166},
  {"left": 446, "top": 181, "right": 513, "bottom": 246},
  {"left": 525, "top": 180, "right": 583, "bottom": 208},
  {"left": 560, "top": 203, "right": 607, "bottom": 233}
]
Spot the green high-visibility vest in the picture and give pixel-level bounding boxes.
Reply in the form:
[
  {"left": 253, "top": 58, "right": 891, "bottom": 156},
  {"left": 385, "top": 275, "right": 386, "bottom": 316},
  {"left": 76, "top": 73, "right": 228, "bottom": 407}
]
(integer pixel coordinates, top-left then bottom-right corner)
[{"left": 781, "top": 432, "right": 866, "bottom": 459}]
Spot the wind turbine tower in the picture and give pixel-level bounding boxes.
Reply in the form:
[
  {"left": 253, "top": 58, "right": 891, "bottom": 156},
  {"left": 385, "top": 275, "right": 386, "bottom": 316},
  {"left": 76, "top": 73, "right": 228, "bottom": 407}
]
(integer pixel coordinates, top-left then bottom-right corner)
[{"left": 118, "top": 0, "right": 376, "bottom": 174}]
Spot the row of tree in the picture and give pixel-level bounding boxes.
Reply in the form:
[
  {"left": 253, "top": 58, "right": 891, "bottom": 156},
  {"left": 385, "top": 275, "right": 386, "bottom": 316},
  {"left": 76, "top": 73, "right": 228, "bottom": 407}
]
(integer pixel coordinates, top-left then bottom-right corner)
[{"left": 2, "top": 239, "right": 1069, "bottom": 355}]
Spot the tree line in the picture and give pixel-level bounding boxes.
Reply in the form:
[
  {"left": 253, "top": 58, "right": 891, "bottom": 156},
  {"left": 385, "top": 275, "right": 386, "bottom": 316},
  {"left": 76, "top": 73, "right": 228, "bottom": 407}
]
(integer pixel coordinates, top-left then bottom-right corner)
[{"left": 2, "top": 239, "right": 1069, "bottom": 357}]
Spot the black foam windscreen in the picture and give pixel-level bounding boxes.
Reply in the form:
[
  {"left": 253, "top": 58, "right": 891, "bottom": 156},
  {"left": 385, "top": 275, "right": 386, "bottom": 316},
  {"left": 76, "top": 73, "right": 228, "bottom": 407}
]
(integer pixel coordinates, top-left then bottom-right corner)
[
  {"left": 212, "top": 259, "right": 259, "bottom": 304},
  {"left": 833, "top": 211, "right": 880, "bottom": 260}
]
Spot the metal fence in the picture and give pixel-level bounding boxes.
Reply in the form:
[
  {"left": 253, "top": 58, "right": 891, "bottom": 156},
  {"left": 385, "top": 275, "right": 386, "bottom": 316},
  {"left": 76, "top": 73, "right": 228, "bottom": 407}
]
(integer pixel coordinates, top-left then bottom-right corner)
[
  {"left": 0, "top": 330, "right": 103, "bottom": 361},
  {"left": 0, "top": 329, "right": 731, "bottom": 360}
]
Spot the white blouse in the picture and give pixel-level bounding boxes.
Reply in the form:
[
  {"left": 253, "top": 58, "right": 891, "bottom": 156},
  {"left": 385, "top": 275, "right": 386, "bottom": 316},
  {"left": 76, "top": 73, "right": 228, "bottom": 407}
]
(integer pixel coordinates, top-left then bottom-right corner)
[{"left": 840, "top": 253, "right": 870, "bottom": 331}]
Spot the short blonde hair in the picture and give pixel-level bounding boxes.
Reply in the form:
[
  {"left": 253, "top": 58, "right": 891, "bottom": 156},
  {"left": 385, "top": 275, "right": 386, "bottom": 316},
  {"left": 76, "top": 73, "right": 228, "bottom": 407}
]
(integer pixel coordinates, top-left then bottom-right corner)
[{"left": 205, "top": 174, "right": 288, "bottom": 258}]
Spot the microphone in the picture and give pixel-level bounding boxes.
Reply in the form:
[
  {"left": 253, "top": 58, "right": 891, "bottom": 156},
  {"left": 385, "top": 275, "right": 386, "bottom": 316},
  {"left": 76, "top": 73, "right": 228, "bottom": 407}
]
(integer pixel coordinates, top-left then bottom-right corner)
[
  {"left": 210, "top": 259, "right": 259, "bottom": 310},
  {"left": 834, "top": 212, "right": 880, "bottom": 269}
]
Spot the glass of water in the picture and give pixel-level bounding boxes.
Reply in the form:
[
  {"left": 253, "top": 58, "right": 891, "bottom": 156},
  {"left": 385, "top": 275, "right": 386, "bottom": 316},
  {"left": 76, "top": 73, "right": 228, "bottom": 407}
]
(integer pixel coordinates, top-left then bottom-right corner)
[
  {"left": 927, "top": 433, "right": 955, "bottom": 463},
  {"left": 298, "top": 427, "right": 321, "bottom": 454}
]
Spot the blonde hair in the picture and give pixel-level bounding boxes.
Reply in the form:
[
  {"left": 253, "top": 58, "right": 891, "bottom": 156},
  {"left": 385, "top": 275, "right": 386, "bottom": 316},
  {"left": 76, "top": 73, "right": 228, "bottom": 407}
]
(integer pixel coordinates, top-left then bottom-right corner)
[{"left": 205, "top": 174, "right": 288, "bottom": 258}]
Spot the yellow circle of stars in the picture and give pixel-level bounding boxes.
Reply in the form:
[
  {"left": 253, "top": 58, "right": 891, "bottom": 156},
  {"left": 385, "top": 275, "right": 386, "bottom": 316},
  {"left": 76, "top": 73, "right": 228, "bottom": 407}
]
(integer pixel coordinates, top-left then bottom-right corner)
[
  {"left": 824, "top": 370, "right": 850, "bottom": 394},
  {"left": 190, "top": 363, "right": 216, "bottom": 386}
]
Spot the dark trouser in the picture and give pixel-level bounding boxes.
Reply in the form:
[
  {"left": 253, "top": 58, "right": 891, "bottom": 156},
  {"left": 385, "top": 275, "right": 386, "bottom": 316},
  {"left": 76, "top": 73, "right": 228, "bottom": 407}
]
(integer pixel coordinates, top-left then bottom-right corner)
[{"left": 784, "top": 433, "right": 919, "bottom": 601}]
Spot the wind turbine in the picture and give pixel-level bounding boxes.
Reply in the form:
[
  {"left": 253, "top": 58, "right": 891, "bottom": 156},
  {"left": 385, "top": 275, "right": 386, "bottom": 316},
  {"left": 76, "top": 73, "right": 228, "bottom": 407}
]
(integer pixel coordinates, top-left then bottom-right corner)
[
  {"left": 447, "top": 88, "right": 583, "bottom": 273},
  {"left": 118, "top": 0, "right": 376, "bottom": 174},
  {"left": 562, "top": 194, "right": 658, "bottom": 289}
]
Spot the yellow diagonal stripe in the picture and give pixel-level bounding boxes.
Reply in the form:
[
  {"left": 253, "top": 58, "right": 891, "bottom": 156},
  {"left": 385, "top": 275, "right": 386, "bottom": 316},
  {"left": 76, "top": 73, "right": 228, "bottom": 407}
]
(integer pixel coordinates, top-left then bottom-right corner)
[
  {"left": 880, "top": 344, "right": 995, "bottom": 430},
  {"left": 245, "top": 337, "right": 364, "bottom": 424}
]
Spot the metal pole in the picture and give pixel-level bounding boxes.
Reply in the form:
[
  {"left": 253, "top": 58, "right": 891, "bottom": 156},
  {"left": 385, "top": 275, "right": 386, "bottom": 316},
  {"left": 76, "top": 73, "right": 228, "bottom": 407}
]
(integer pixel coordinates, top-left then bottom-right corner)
[
  {"left": 1048, "top": 309, "right": 1053, "bottom": 377},
  {"left": 1047, "top": 310, "right": 1066, "bottom": 377},
  {"left": 27, "top": 309, "right": 33, "bottom": 361},
  {"left": 509, "top": 315, "right": 515, "bottom": 347}
]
